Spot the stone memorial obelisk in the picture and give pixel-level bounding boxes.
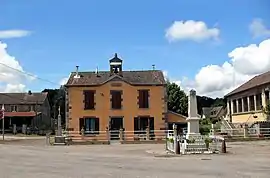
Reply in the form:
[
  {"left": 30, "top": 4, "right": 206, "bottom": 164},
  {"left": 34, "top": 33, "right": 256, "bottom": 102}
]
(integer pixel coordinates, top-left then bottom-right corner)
[{"left": 186, "top": 89, "right": 201, "bottom": 139}]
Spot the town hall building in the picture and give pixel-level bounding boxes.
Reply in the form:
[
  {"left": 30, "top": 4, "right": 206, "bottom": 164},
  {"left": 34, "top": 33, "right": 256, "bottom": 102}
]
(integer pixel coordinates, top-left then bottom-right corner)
[{"left": 64, "top": 53, "right": 187, "bottom": 141}]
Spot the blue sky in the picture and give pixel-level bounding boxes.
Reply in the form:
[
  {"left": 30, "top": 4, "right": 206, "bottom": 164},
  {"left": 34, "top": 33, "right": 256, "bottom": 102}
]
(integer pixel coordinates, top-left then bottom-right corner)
[{"left": 0, "top": 0, "right": 270, "bottom": 97}]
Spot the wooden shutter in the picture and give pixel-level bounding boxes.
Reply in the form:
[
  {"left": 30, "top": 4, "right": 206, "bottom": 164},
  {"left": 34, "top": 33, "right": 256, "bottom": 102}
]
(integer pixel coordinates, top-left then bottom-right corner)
[
  {"left": 89, "top": 91, "right": 95, "bottom": 109},
  {"left": 149, "top": 117, "right": 154, "bottom": 131},
  {"left": 84, "top": 90, "right": 95, "bottom": 109},
  {"left": 142, "top": 91, "right": 146, "bottom": 107},
  {"left": 111, "top": 91, "right": 122, "bottom": 109},
  {"left": 94, "top": 118, "right": 99, "bottom": 134},
  {"left": 83, "top": 91, "right": 89, "bottom": 109},
  {"left": 116, "top": 91, "right": 121, "bottom": 109},
  {"left": 134, "top": 117, "right": 139, "bottom": 131},
  {"left": 138, "top": 90, "right": 143, "bottom": 108},
  {"left": 111, "top": 92, "right": 115, "bottom": 108},
  {"left": 138, "top": 90, "right": 149, "bottom": 108},
  {"left": 149, "top": 117, "right": 154, "bottom": 139},
  {"left": 79, "top": 118, "right": 84, "bottom": 133}
]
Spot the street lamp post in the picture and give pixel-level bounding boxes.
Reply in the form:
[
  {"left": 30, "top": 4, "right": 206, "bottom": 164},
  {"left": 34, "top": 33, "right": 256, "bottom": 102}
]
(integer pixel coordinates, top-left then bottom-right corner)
[{"left": 1, "top": 104, "right": 5, "bottom": 140}]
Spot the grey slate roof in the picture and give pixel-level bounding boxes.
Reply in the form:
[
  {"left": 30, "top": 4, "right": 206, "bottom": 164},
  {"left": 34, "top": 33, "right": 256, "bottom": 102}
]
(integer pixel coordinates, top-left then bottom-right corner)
[
  {"left": 202, "top": 106, "right": 226, "bottom": 119},
  {"left": 0, "top": 92, "right": 48, "bottom": 105},
  {"left": 226, "top": 70, "right": 270, "bottom": 97},
  {"left": 65, "top": 70, "right": 166, "bottom": 86}
]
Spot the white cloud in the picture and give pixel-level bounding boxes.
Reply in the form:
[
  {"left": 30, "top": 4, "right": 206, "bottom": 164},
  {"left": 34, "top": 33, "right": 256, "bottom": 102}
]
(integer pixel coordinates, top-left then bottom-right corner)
[
  {"left": 163, "top": 70, "right": 186, "bottom": 92},
  {"left": 59, "top": 77, "right": 68, "bottom": 86},
  {"left": 249, "top": 18, "right": 270, "bottom": 38},
  {"left": 169, "top": 39, "right": 270, "bottom": 98},
  {"left": 0, "top": 41, "right": 34, "bottom": 92},
  {"left": 229, "top": 39, "right": 270, "bottom": 75},
  {"left": 165, "top": 20, "right": 220, "bottom": 42},
  {"left": 162, "top": 70, "right": 168, "bottom": 80},
  {"left": 4, "top": 84, "right": 26, "bottom": 92},
  {"left": 0, "top": 30, "right": 31, "bottom": 39}
]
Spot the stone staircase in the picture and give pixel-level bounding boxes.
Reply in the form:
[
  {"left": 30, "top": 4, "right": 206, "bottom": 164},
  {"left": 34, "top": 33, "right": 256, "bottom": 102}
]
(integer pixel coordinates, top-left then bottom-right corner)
[{"left": 220, "top": 117, "right": 239, "bottom": 137}]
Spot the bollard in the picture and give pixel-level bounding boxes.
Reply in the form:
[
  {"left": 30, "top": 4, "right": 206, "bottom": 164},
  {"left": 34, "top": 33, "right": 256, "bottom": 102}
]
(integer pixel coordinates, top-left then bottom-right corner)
[
  {"left": 221, "top": 140, "right": 226, "bottom": 153},
  {"left": 45, "top": 132, "right": 51, "bottom": 145},
  {"left": 175, "top": 140, "right": 180, "bottom": 154}
]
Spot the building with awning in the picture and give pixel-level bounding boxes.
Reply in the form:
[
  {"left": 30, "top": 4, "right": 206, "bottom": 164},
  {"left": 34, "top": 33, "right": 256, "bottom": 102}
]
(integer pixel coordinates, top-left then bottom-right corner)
[{"left": 0, "top": 91, "right": 51, "bottom": 134}]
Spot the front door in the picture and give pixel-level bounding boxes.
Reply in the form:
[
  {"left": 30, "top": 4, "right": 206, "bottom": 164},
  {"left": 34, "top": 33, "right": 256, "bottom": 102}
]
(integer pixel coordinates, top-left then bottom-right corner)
[{"left": 110, "top": 117, "right": 123, "bottom": 140}]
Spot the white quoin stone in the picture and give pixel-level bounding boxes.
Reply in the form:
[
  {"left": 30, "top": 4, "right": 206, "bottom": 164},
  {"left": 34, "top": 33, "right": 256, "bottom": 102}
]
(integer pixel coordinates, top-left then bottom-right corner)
[{"left": 186, "top": 89, "right": 201, "bottom": 139}]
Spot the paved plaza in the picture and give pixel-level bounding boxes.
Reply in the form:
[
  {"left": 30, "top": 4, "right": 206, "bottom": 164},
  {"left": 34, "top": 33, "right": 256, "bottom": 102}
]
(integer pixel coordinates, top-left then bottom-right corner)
[{"left": 0, "top": 140, "right": 270, "bottom": 178}]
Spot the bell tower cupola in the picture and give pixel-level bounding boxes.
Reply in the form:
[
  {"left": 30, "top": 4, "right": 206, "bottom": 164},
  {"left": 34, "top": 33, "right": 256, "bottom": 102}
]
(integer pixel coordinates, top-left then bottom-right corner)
[{"left": 109, "top": 53, "right": 123, "bottom": 76}]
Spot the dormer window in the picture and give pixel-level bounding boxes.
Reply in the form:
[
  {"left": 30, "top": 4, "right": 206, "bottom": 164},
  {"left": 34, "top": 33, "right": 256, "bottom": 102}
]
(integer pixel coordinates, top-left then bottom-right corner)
[
  {"left": 28, "top": 105, "right": 35, "bottom": 111},
  {"left": 109, "top": 53, "right": 123, "bottom": 76},
  {"left": 11, "top": 105, "right": 17, "bottom": 112}
]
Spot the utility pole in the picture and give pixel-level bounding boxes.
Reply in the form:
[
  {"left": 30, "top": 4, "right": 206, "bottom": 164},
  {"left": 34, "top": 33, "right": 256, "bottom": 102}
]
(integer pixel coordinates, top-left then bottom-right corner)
[
  {"left": 35, "top": 101, "right": 38, "bottom": 127},
  {"left": 65, "top": 87, "right": 69, "bottom": 131},
  {"left": 1, "top": 104, "right": 5, "bottom": 140},
  {"left": 53, "top": 104, "right": 56, "bottom": 132}
]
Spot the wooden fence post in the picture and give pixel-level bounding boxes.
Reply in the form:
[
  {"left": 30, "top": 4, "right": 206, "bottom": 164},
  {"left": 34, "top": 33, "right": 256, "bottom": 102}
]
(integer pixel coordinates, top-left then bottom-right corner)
[
  {"left": 146, "top": 127, "right": 150, "bottom": 140},
  {"left": 173, "top": 124, "right": 178, "bottom": 154},
  {"left": 243, "top": 124, "right": 248, "bottom": 138},
  {"left": 119, "top": 128, "right": 123, "bottom": 141},
  {"left": 106, "top": 127, "right": 110, "bottom": 142}
]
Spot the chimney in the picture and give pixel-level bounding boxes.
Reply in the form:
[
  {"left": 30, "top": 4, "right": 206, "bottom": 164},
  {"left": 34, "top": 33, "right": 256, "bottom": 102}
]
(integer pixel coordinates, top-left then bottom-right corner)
[
  {"left": 95, "top": 66, "right": 99, "bottom": 76},
  {"left": 74, "top": 65, "right": 80, "bottom": 78}
]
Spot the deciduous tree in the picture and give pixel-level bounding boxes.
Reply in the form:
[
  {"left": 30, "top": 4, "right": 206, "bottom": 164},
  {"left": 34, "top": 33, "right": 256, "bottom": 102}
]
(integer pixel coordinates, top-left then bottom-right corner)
[{"left": 166, "top": 81, "right": 188, "bottom": 116}]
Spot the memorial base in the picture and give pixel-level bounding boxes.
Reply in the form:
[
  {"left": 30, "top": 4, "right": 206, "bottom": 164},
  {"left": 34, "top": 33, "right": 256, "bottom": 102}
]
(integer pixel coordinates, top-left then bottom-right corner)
[
  {"left": 186, "top": 133, "right": 202, "bottom": 140},
  {"left": 54, "top": 136, "right": 66, "bottom": 145}
]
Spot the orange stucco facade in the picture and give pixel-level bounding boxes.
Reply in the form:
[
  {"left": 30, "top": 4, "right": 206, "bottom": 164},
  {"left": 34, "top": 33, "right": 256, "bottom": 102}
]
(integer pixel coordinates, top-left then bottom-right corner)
[{"left": 67, "top": 80, "right": 167, "bottom": 134}]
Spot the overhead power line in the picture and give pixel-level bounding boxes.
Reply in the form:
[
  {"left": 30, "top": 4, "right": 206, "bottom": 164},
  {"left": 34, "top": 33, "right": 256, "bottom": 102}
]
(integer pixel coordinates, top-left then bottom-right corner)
[
  {"left": 0, "top": 62, "right": 66, "bottom": 103},
  {"left": 0, "top": 62, "right": 59, "bottom": 86}
]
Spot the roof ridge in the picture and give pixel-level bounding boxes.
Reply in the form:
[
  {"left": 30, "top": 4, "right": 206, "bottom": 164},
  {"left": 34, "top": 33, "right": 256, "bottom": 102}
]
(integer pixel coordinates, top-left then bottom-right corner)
[
  {"left": 71, "top": 70, "right": 163, "bottom": 73},
  {"left": 0, "top": 92, "right": 45, "bottom": 94},
  {"left": 67, "top": 69, "right": 166, "bottom": 86},
  {"left": 226, "top": 70, "right": 270, "bottom": 97}
]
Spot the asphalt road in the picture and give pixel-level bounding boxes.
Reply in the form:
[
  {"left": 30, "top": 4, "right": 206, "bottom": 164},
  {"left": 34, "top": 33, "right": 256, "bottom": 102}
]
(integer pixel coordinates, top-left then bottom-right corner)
[{"left": 0, "top": 140, "right": 270, "bottom": 178}]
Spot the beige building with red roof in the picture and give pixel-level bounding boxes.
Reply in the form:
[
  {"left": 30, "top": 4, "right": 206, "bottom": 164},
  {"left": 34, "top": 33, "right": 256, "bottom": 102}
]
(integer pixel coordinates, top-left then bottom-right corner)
[{"left": 225, "top": 71, "right": 270, "bottom": 125}]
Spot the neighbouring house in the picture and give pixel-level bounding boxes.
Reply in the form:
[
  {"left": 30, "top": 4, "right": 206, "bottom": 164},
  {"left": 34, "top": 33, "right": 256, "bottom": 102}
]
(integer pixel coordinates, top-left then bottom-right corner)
[
  {"left": 225, "top": 71, "right": 270, "bottom": 127},
  {"left": 0, "top": 91, "right": 52, "bottom": 134},
  {"left": 166, "top": 111, "right": 187, "bottom": 134},
  {"left": 202, "top": 106, "right": 226, "bottom": 122},
  {"left": 65, "top": 53, "right": 186, "bottom": 141}
]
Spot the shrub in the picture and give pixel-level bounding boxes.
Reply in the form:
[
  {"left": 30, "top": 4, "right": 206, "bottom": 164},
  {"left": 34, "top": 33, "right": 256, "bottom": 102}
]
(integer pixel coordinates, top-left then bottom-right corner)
[
  {"left": 167, "top": 138, "right": 174, "bottom": 143},
  {"left": 204, "top": 137, "right": 213, "bottom": 149},
  {"left": 187, "top": 138, "right": 195, "bottom": 143}
]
